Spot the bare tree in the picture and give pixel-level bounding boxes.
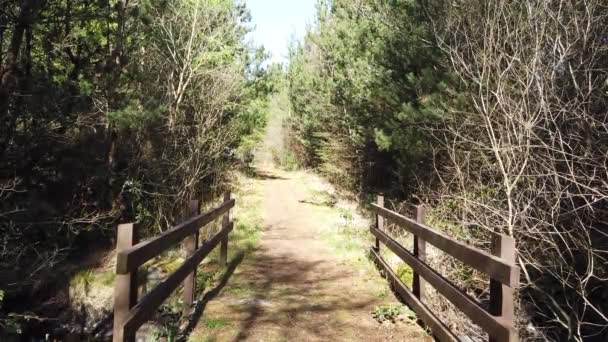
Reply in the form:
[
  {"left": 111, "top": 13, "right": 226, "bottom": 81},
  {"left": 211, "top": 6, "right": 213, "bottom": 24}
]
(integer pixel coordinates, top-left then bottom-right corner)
[{"left": 425, "top": 1, "right": 608, "bottom": 340}]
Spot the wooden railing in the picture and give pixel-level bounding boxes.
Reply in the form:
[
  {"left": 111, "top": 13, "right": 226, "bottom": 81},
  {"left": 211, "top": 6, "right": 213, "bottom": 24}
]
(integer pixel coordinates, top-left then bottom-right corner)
[
  {"left": 370, "top": 195, "right": 519, "bottom": 342},
  {"left": 112, "top": 192, "right": 235, "bottom": 342}
]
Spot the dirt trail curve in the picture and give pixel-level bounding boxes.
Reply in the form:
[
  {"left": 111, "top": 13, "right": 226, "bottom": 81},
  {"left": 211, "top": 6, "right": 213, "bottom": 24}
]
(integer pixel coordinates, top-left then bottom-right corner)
[{"left": 190, "top": 164, "right": 428, "bottom": 341}]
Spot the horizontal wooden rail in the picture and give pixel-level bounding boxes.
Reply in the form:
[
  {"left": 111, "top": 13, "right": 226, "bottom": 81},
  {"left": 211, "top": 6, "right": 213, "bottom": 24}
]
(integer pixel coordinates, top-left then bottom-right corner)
[
  {"left": 116, "top": 198, "right": 235, "bottom": 274},
  {"left": 370, "top": 247, "right": 458, "bottom": 342},
  {"left": 118, "top": 222, "right": 233, "bottom": 339},
  {"left": 371, "top": 226, "right": 516, "bottom": 341},
  {"left": 113, "top": 192, "right": 234, "bottom": 342},
  {"left": 371, "top": 196, "right": 519, "bottom": 342},
  {"left": 371, "top": 203, "right": 518, "bottom": 287}
]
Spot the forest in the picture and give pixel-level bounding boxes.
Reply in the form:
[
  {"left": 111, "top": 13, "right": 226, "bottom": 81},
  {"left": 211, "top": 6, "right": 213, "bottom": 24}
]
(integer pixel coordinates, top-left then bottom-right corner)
[
  {"left": 0, "top": 0, "right": 275, "bottom": 334},
  {"left": 287, "top": 0, "right": 607, "bottom": 341},
  {"left": 1, "top": 0, "right": 607, "bottom": 341}
]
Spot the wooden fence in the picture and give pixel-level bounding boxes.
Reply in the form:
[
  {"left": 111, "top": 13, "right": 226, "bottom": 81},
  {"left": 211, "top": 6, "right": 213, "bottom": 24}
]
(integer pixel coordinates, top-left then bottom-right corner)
[
  {"left": 370, "top": 195, "right": 519, "bottom": 342},
  {"left": 112, "top": 192, "right": 235, "bottom": 342}
]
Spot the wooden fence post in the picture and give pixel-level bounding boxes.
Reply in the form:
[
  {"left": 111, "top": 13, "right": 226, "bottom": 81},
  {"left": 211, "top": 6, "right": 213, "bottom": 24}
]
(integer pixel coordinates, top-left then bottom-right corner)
[
  {"left": 183, "top": 200, "right": 200, "bottom": 316},
  {"left": 489, "top": 234, "right": 516, "bottom": 342},
  {"left": 113, "top": 223, "right": 139, "bottom": 342},
  {"left": 413, "top": 205, "right": 427, "bottom": 301},
  {"left": 220, "top": 191, "right": 231, "bottom": 266},
  {"left": 375, "top": 195, "right": 384, "bottom": 251}
]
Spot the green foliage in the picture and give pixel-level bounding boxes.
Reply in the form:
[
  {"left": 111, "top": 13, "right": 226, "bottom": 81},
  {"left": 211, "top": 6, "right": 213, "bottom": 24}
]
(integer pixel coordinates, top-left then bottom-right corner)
[
  {"left": 107, "top": 100, "right": 163, "bottom": 130},
  {"left": 205, "top": 318, "right": 229, "bottom": 329},
  {"left": 371, "top": 304, "right": 405, "bottom": 323},
  {"left": 271, "top": 147, "right": 300, "bottom": 171},
  {"left": 395, "top": 263, "right": 414, "bottom": 285},
  {"left": 70, "top": 270, "right": 95, "bottom": 291},
  {"left": 196, "top": 270, "right": 218, "bottom": 290},
  {"left": 97, "top": 271, "right": 117, "bottom": 287},
  {"left": 0, "top": 0, "right": 271, "bottom": 325},
  {"left": 287, "top": 0, "right": 453, "bottom": 193},
  {"left": 70, "top": 269, "right": 116, "bottom": 293}
]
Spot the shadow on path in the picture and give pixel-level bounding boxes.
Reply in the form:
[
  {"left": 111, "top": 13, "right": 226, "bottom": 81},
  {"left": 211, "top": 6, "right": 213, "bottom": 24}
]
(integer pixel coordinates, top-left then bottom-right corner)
[
  {"left": 243, "top": 166, "right": 289, "bottom": 181},
  {"left": 231, "top": 243, "right": 377, "bottom": 342},
  {"left": 179, "top": 252, "right": 245, "bottom": 341}
]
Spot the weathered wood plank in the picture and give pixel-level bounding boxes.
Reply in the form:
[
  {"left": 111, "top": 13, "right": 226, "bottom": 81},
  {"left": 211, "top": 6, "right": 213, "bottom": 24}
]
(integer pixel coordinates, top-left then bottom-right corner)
[
  {"left": 220, "top": 191, "right": 231, "bottom": 266},
  {"left": 182, "top": 200, "right": 200, "bottom": 315},
  {"left": 413, "top": 205, "right": 427, "bottom": 301},
  {"left": 375, "top": 195, "right": 384, "bottom": 251},
  {"left": 489, "top": 235, "right": 517, "bottom": 342},
  {"left": 113, "top": 224, "right": 139, "bottom": 342},
  {"left": 116, "top": 198, "right": 235, "bottom": 274},
  {"left": 370, "top": 247, "right": 459, "bottom": 342},
  {"left": 371, "top": 204, "right": 519, "bottom": 287},
  {"left": 371, "top": 226, "right": 517, "bottom": 342},
  {"left": 120, "top": 221, "right": 234, "bottom": 336}
]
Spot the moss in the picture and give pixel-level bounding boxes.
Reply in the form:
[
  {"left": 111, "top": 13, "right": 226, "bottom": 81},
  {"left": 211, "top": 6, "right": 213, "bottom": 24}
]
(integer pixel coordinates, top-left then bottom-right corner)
[{"left": 159, "top": 257, "right": 184, "bottom": 274}]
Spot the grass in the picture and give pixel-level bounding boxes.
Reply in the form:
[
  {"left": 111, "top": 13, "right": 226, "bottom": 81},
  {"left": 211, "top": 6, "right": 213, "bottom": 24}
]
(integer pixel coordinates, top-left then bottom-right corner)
[
  {"left": 196, "top": 269, "right": 219, "bottom": 290},
  {"left": 297, "top": 174, "right": 392, "bottom": 297},
  {"left": 229, "top": 173, "right": 264, "bottom": 253},
  {"left": 70, "top": 270, "right": 95, "bottom": 290},
  {"left": 205, "top": 318, "right": 229, "bottom": 329},
  {"left": 271, "top": 147, "right": 299, "bottom": 171},
  {"left": 225, "top": 283, "right": 257, "bottom": 297},
  {"left": 70, "top": 268, "right": 116, "bottom": 292}
]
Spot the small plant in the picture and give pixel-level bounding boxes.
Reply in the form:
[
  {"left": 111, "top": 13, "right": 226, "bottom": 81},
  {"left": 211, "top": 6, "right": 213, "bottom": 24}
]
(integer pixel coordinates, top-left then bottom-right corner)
[{"left": 371, "top": 304, "right": 405, "bottom": 323}]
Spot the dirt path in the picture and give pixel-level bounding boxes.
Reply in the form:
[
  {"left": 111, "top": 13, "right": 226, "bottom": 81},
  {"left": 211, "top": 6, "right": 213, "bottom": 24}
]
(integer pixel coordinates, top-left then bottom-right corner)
[{"left": 189, "top": 165, "right": 427, "bottom": 341}]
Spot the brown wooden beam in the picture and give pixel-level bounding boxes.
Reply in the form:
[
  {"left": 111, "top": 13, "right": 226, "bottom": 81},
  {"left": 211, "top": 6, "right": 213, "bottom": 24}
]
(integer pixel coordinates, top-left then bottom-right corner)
[
  {"left": 182, "top": 200, "right": 200, "bottom": 316},
  {"left": 413, "top": 205, "right": 427, "bottom": 301},
  {"left": 113, "top": 224, "right": 139, "bottom": 342},
  {"left": 120, "top": 221, "right": 234, "bottom": 337},
  {"left": 489, "top": 235, "right": 517, "bottom": 342},
  {"left": 220, "top": 191, "right": 231, "bottom": 266},
  {"left": 375, "top": 195, "right": 384, "bottom": 251},
  {"left": 371, "top": 226, "right": 517, "bottom": 342},
  {"left": 370, "top": 248, "right": 459, "bottom": 342},
  {"left": 116, "top": 198, "right": 235, "bottom": 274},
  {"left": 371, "top": 204, "right": 519, "bottom": 287}
]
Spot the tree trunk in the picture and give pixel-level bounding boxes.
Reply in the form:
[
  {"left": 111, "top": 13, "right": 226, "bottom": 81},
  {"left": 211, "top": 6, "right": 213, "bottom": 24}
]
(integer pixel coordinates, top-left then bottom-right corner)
[{"left": 0, "top": 0, "right": 35, "bottom": 155}]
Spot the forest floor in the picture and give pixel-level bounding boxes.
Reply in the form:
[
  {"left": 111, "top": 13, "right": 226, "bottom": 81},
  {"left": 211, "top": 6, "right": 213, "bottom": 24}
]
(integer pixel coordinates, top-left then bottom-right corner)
[{"left": 186, "top": 94, "right": 428, "bottom": 341}]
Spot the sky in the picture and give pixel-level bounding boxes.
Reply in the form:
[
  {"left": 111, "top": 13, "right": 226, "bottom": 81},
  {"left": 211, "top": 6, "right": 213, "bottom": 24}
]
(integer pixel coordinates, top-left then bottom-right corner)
[{"left": 246, "top": 0, "right": 317, "bottom": 65}]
